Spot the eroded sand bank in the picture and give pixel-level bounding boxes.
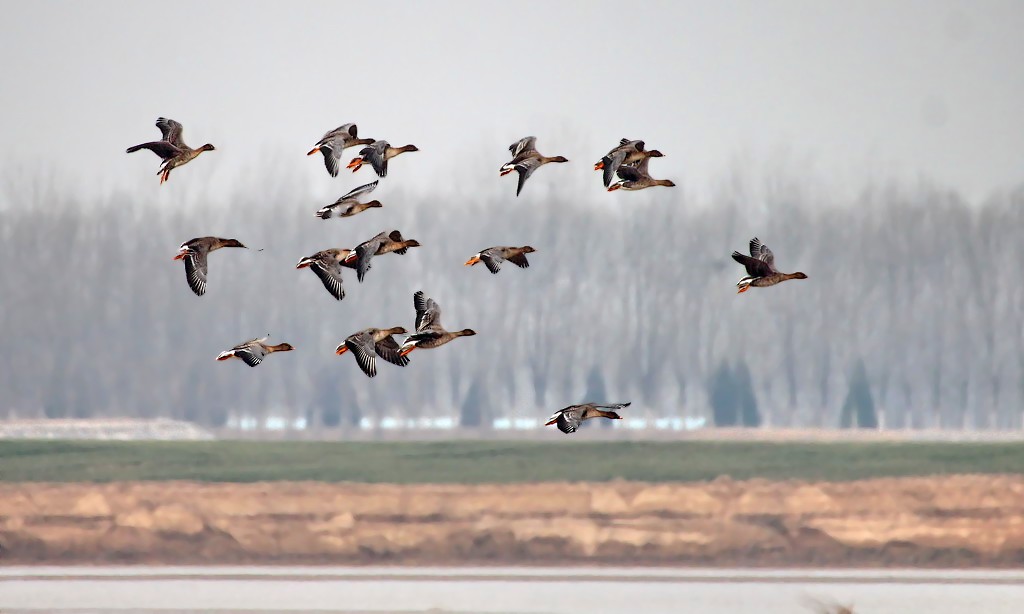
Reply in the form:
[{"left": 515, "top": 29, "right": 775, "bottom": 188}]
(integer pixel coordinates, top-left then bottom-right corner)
[{"left": 2, "top": 475, "right": 1023, "bottom": 566}]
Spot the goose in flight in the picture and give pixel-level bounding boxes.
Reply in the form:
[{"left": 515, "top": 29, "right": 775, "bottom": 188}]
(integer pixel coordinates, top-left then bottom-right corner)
[
  {"left": 731, "top": 237, "right": 807, "bottom": 293},
  {"left": 173, "top": 237, "right": 247, "bottom": 296},
  {"left": 464, "top": 246, "right": 536, "bottom": 274},
  {"left": 499, "top": 136, "right": 568, "bottom": 196},
  {"left": 315, "top": 181, "right": 382, "bottom": 219},
  {"left": 399, "top": 291, "right": 476, "bottom": 356},
  {"left": 216, "top": 336, "right": 295, "bottom": 367},
  {"left": 545, "top": 402, "right": 631, "bottom": 434},
  {"left": 126, "top": 117, "right": 215, "bottom": 184}
]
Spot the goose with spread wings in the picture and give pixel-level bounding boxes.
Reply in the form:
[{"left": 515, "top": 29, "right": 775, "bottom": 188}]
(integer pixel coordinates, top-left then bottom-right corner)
[
  {"left": 464, "top": 246, "right": 536, "bottom": 274},
  {"left": 307, "top": 123, "right": 375, "bottom": 177},
  {"left": 399, "top": 291, "right": 476, "bottom": 356},
  {"left": 173, "top": 237, "right": 247, "bottom": 297},
  {"left": 335, "top": 327, "right": 410, "bottom": 378},
  {"left": 731, "top": 237, "right": 807, "bottom": 293},
  {"left": 545, "top": 402, "right": 631, "bottom": 434},
  {"left": 126, "top": 117, "right": 215, "bottom": 184},
  {"left": 216, "top": 336, "right": 295, "bottom": 367},
  {"left": 499, "top": 136, "right": 569, "bottom": 197},
  {"left": 296, "top": 248, "right": 358, "bottom": 301},
  {"left": 315, "top": 181, "right": 382, "bottom": 219}
]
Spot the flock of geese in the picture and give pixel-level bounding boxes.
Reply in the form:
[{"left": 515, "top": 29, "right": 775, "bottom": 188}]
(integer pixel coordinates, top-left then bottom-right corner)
[{"left": 126, "top": 118, "right": 808, "bottom": 434}]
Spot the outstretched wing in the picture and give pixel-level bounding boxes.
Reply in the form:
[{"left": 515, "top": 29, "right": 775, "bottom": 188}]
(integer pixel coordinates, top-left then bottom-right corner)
[
  {"left": 126, "top": 141, "right": 180, "bottom": 159},
  {"left": 375, "top": 336, "right": 410, "bottom": 367},
  {"left": 360, "top": 141, "right": 388, "bottom": 177},
  {"left": 183, "top": 252, "right": 209, "bottom": 296},
  {"left": 749, "top": 237, "right": 777, "bottom": 271},
  {"left": 506, "top": 251, "right": 530, "bottom": 269},
  {"left": 233, "top": 348, "right": 263, "bottom": 367},
  {"left": 311, "top": 261, "right": 345, "bottom": 301},
  {"left": 345, "top": 332, "right": 378, "bottom": 378},
  {"left": 318, "top": 143, "right": 343, "bottom": 177},
  {"left": 509, "top": 136, "right": 537, "bottom": 158},
  {"left": 339, "top": 180, "right": 379, "bottom": 201},
  {"left": 556, "top": 409, "right": 581, "bottom": 434},
  {"left": 515, "top": 157, "right": 541, "bottom": 196},
  {"left": 732, "top": 252, "right": 773, "bottom": 277},
  {"left": 388, "top": 229, "right": 412, "bottom": 255},
  {"left": 230, "top": 339, "right": 267, "bottom": 367},
  {"left": 615, "top": 164, "right": 644, "bottom": 183},
  {"left": 602, "top": 150, "right": 628, "bottom": 187},
  {"left": 480, "top": 250, "right": 504, "bottom": 274},
  {"left": 156, "top": 117, "right": 185, "bottom": 146},
  {"left": 354, "top": 237, "right": 381, "bottom": 283},
  {"left": 413, "top": 290, "right": 442, "bottom": 331}
]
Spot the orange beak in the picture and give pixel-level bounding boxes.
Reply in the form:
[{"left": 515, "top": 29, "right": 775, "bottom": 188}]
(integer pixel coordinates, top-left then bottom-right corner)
[
  {"left": 173, "top": 252, "right": 186, "bottom": 261},
  {"left": 296, "top": 261, "right": 311, "bottom": 269},
  {"left": 544, "top": 417, "right": 558, "bottom": 426},
  {"left": 343, "top": 252, "right": 358, "bottom": 264},
  {"left": 399, "top": 346, "right": 416, "bottom": 357},
  {"left": 594, "top": 161, "right": 604, "bottom": 170},
  {"left": 335, "top": 345, "right": 348, "bottom": 355},
  {"left": 306, "top": 147, "right": 320, "bottom": 156},
  {"left": 499, "top": 168, "right": 513, "bottom": 176},
  {"left": 607, "top": 185, "right": 621, "bottom": 192},
  {"left": 346, "top": 157, "right": 362, "bottom": 170},
  {"left": 464, "top": 256, "right": 481, "bottom": 266},
  {"left": 737, "top": 286, "right": 750, "bottom": 294}
]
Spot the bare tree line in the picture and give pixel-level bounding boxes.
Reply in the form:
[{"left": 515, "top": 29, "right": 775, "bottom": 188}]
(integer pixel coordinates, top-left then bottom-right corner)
[{"left": 2, "top": 167, "right": 1023, "bottom": 432}]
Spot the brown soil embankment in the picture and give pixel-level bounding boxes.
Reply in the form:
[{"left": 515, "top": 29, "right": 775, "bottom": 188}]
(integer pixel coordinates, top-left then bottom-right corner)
[{"left": 2, "top": 476, "right": 1023, "bottom": 566}]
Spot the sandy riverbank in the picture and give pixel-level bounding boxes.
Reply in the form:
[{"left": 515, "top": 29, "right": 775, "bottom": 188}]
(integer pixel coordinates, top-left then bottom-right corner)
[{"left": 2, "top": 476, "right": 1023, "bottom": 566}]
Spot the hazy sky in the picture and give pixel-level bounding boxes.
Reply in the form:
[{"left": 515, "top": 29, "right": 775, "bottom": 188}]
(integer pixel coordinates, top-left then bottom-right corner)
[{"left": 1, "top": 1, "right": 1021, "bottom": 203}]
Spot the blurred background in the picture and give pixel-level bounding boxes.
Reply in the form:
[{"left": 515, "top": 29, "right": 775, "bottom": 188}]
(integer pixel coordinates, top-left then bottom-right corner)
[{"left": 1, "top": 1, "right": 1023, "bottom": 437}]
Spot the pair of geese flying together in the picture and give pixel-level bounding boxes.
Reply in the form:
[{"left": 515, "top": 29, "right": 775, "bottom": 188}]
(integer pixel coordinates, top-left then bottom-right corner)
[
  {"left": 306, "top": 123, "right": 419, "bottom": 178},
  {"left": 595, "top": 138, "right": 675, "bottom": 191}
]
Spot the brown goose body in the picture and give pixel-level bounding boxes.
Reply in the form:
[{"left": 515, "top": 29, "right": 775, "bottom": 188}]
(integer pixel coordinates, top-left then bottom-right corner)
[
  {"left": 126, "top": 118, "right": 215, "bottom": 184},
  {"left": 545, "top": 402, "right": 631, "bottom": 434},
  {"left": 216, "top": 336, "right": 295, "bottom": 367},
  {"left": 173, "top": 236, "right": 247, "bottom": 296},
  {"left": 399, "top": 291, "right": 475, "bottom": 356},
  {"left": 465, "top": 245, "right": 536, "bottom": 274},
  {"left": 335, "top": 326, "right": 410, "bottom": 378},
  {"left": 499, "top": 136, "right": 569, "bottom": 196},
  {"left": 731, "top": 237, "right": 807, "bottom": 293}
]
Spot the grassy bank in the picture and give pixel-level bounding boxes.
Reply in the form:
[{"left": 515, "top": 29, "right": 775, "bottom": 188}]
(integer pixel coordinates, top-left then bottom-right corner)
[{"left": 1, "top": 440, "right": 1022, "bottom": 483}]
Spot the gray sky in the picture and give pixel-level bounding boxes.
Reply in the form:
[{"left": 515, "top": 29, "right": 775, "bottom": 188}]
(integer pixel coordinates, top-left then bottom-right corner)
[{"left": 1, "top": 0, "right": 1021, "bottom": 203}]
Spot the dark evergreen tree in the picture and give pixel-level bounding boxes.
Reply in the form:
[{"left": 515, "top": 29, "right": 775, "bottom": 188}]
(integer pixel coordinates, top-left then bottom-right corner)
[
  {"left": 460, "top": 378, "right": 487, "bottom": 428},
  {"left": 840, "top": 359, "right": 878, "bottom": 428},
  {"left": 709, "top": 362, "right": 738, "bottom": 426},
  {"left": 733, "top": 360, "right": 762, "bottom": 427}
]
